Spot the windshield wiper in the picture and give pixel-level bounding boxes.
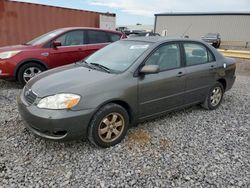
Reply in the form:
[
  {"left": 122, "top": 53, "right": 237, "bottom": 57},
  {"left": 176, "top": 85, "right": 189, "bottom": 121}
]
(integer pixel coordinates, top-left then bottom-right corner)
[
  {"left": 77, "top": 61, "right": 111, "bottom": 73},
  {"left": 77, "top": 60, "right": 93, "bottom": 69},
  {"left": 90, "top": 63, "right": 111, "bottom": 73}
]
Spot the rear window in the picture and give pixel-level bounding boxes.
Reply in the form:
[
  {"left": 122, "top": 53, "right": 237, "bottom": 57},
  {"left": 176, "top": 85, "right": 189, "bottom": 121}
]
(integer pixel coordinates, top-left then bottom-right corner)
[
  {"left": 87, "top": 30, "right": 109, "bottom": 44},
  {"left": 107, "top": 33, "right": 121, "bottom": 42},
  {"left": 205, "top": 33, "right": 218, "bottom": 38},
  {"left": 184, "top": 43, "right": 215, "bottom": 66}
]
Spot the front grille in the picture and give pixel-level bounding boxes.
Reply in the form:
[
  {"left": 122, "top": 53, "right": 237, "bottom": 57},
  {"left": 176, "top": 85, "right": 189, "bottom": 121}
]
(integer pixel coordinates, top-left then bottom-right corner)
[{"left": 24, "top": 87, "right": 37, "bottom": 105}]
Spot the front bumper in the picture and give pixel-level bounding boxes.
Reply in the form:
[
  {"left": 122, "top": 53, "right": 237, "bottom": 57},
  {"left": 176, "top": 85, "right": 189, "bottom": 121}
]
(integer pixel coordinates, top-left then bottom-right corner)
[
  {"left": 17, "top": 94, "right": 95, "bottom": 141},
  {"left": 0, "top": 59, "right": 15, "bottom": 79}
]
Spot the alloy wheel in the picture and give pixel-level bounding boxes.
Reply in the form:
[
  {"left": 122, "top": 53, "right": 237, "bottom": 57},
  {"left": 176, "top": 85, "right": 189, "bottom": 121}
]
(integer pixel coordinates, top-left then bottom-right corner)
[
  {"left": 210, "top": 87, "right": 222, "bottom": 107},
  {"left": 23, "top": 67, "right": 42, "bottom": 83},
  {"left": 98, "top": 112, "right": 125, "bottom": 143}
]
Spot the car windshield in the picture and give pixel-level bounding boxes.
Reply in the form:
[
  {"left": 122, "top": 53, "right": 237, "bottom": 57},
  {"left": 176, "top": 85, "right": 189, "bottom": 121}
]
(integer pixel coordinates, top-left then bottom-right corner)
[
  {"left": 85, "top": 40, "right": 151, "bottom": 73},
  {"left": 26, "top": 29, "right": 65, "bottom": 45},
  {"left": 205, "top": 33, "right": 217, "bottom": 38}
]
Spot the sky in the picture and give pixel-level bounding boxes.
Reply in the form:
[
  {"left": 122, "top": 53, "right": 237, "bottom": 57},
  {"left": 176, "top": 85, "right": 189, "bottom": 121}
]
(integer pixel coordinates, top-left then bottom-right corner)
[{"left": 12, "top": 0, "right": 250, "bottom": 25}]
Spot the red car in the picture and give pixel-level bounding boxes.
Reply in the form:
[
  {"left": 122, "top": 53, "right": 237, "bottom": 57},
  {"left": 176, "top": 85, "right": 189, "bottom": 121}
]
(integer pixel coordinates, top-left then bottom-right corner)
[{"left": 0, "top": 27, "right": 126, "bottom": 84}]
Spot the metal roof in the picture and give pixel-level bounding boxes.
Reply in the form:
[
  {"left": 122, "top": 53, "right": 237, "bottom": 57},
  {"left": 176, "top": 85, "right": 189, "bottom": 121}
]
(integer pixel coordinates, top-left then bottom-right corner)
[{"left": 155, "top": 12, "right": 250, "bottom": 16}]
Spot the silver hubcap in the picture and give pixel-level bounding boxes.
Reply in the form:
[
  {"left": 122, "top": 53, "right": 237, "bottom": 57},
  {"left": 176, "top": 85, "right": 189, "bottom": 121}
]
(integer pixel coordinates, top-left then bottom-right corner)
[
  {"left": 23, "top": 67, "right": 42, "bottom": 83},
  {"left": 98, "top": 113, "right": 125, "bottom": 143},
  {"left": 210, "top": 87, "right": 222, "bottom": 107}
]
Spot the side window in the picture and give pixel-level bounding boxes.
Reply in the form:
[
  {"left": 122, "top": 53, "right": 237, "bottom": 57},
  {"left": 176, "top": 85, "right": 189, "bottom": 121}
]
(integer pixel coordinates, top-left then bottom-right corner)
[
  {"left": 55, "top": 30, "right": 84, "bottom": 46},
  {"left": 145, "top": 43, "right": 181, "bottom": 71},
  {"left": 87, "top": 30, "right": 109, "bottom": 44},
  {"left": 107, "top": 33, "right": 121, "bottom": 42},
  {"left": 184, "top": 43, "right": 211, "bottom": 66}
]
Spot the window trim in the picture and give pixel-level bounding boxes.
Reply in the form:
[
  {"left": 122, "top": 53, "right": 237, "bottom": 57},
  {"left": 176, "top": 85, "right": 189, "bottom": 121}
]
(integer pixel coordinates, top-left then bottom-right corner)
[{"left": 181, "top": 41, "right": 216, "bottom": 67}]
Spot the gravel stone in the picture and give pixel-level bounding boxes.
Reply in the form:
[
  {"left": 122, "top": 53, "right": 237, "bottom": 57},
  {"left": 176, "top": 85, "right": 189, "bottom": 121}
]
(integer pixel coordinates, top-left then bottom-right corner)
[{"left": 0, "top": 73, "right": 249, "bottom": 187}]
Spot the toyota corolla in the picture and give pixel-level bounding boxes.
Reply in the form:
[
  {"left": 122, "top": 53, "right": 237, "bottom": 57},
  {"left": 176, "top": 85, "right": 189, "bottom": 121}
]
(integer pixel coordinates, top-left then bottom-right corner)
[{"left": 18, "top": 37, "right": 236, "bottom": 148}]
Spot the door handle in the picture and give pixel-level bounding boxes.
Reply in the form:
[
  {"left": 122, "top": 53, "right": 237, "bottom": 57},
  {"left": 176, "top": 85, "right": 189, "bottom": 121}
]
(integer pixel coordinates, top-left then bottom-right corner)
[
  {"left": 209, "top": 65, "right": 216, "bottom": 70},
  {"left": 176, "top": 71, "right": 185, "bottom": 77}
]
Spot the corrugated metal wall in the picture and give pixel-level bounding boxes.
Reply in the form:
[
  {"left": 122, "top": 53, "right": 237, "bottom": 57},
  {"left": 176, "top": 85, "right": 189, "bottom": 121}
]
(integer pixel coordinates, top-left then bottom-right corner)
[
  {"left": 0, "top": 0, "right": 115, "bottom": 47},
  {"left": 155, "top": 14, "right": 250, "bottom": 46}
]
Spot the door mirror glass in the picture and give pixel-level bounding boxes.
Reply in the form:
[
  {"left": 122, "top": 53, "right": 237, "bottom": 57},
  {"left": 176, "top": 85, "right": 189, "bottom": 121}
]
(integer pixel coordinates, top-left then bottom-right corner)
[
  {"left": 140, "top": 65, "right": 160, "bottom": 74},
  {"left": 52, "top": 40, "right": 62, "bottom": 48}
]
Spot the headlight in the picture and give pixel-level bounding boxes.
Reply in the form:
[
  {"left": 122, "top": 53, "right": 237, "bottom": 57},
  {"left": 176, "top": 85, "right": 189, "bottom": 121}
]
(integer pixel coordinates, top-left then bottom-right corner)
[
  {"left": 0, "top": 51, "right": 21, "bottom": 59},
  {"left": 37, "top": 93, "right": 81, "bottom": 109}
]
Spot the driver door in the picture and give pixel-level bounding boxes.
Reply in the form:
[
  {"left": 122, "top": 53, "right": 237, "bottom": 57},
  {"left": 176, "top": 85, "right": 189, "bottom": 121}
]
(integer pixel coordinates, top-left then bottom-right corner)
[
  {"left": 138, "top": 43, "right": 186, "bottom": 119},
  {"left": 49, "top": 30, "right": 88, "bottom": 68}
]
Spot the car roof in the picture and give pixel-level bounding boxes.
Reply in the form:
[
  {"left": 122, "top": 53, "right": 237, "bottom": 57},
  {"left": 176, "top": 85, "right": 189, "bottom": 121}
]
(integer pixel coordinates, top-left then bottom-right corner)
[
  {"left": 55, "top": 27, "right": 123, "bottom": 34},
  {"left": 123, "top": 36, "right": 204, "bottom": 44}
]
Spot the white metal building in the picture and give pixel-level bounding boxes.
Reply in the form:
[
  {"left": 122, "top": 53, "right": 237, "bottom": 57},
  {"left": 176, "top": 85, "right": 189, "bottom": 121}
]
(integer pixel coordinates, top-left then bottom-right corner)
[
  {"left": 154, "top": 12, "right": 250, "bottom": 47},
  {"left": 100, "top": 15, "right": 116, "bottom": 30}
]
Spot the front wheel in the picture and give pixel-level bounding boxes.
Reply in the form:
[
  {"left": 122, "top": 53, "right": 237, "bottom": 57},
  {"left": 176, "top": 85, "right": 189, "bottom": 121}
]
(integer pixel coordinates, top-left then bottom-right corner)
[
  {"left": 88, "top": 103, "right": 129, "bottom": 148},
  {"left": 202, "top": 82, "right": 224, "bottom": 110},
  {"left": 17, "top": 63, "right": 45, "bottom": 84}
]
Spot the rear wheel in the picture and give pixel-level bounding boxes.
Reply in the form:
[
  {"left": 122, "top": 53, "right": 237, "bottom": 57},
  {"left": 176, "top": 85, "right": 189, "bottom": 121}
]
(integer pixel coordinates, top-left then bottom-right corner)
[
  {"left": 88, "top": 103, "right": 129, "bottom": 148},
  {"left": 17, "top": 62, "right": 45, "bottom": 84},
  {"left": 202, "top": 82, "right": 224, "bottom": 110}
]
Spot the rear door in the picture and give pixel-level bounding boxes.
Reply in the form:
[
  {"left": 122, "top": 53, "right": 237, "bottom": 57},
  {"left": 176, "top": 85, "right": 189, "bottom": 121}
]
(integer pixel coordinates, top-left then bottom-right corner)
[
  {"left": 182, "top": 42, "right": 217, "bottom": 105},
  {"left": 138, "top": 43, "right": 186, "bottom": 119},
  {"left": 49, "top": 30, "right": 87, "bottom": 68}
]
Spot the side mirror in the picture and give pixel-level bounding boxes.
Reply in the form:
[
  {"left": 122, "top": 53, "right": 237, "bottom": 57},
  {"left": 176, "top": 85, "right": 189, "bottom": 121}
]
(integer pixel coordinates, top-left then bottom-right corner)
[
  {"left": 52, "top": 41, "right": 62, "bottom": 48},
  {"left": 140, "top": 65, "right": 160, "bottom": 74}
]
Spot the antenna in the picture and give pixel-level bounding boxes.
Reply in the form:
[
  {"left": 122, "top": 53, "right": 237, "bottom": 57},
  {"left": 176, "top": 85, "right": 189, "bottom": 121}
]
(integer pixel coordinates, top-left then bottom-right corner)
[{"left": 182, "top": 24, "right": 192, "bottom": 37}]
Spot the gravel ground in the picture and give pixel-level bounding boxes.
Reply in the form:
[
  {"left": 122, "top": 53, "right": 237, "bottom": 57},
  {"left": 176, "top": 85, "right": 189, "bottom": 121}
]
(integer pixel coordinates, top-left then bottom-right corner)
[{"left": 0, "top": 74, "right": 249, "bottom": 188}]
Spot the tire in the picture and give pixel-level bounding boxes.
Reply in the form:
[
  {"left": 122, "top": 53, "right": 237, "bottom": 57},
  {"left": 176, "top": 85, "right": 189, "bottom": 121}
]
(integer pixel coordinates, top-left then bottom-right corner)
[
  {"left": 17, "top": 62, "right": 45, "bottom": 85},
  {"left": 88, "top": 103, "right": 129, "bottom": 148},
  {"left": 202, "top": 82, "right": 224, "bottom": 110}
]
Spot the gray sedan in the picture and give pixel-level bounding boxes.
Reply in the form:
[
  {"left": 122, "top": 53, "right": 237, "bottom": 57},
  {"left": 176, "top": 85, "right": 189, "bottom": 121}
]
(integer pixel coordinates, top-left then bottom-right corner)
[{"left": 18, "top": 37, "right": 236, "bottom": 147}]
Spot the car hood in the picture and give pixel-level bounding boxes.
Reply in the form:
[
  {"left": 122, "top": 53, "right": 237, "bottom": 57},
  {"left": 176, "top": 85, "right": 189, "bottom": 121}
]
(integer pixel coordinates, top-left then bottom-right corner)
[
  {"left": 0, "top": 44, "right": 35, "bottom": 53},
  {"left": 26, "top": 64, "right": 116, "bottom": 97}
]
